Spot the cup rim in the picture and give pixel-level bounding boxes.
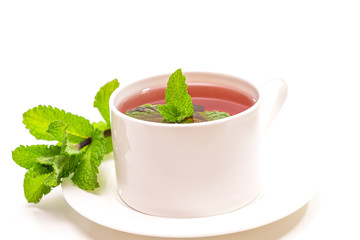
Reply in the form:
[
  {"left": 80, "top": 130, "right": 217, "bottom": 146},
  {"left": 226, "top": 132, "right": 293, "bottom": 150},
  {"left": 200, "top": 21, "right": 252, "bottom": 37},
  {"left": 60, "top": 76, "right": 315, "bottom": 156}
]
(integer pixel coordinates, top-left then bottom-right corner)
[{"left": 110, "top": 71, "right": 262, "bottom": 128}]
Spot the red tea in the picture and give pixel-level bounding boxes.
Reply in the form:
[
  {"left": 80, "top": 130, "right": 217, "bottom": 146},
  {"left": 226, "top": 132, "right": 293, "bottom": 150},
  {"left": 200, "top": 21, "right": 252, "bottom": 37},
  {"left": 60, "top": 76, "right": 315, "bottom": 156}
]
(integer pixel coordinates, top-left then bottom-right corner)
[{"left": 118, "top": 83, "right": 255, "bottom": 120}]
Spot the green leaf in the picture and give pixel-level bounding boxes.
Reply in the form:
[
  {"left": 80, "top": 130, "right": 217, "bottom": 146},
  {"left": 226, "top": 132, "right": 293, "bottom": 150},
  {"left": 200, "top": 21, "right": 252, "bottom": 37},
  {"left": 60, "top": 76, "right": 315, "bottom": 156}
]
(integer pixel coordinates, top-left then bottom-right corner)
[
  {"left": 14, "top": 143, "right": 82, "bottom": 203},
  {"left": 125, "top": 104, "right": 164, "bottom": 122},
  {"left": 103, "top": 136, "right": 113, "bottom": 155},
  {"left": 71, "top": 129, "right": 106, "bottom": 190},
  {"left": 12, "top": 145, "right": 61, "bottom": 169},
  {"left": 158, "top": 69, "right": 194, "bottom": 122},
  {"left": 36, "top": 154, "right": 81, "bottom": 187},
  {"left": 23, "top": 164, "right": 52, "bottom": 203},
  {"left": 197, "top": 111, "right": 231, "bottom": 121},
  {"left": 46, "top": 121, "right": 68, "bottom": 142},
  {"left": 23, "top": 105, "right": 94, "bottom": 143},
  {"left": 62, "top": 155, "right": 82, "bottom": 177},
  {"left": 62, "top": 143, "right": 82, "bottom": 156},
  {"left": 126, "top": 104, "right": 231, "bottom": 123},
  {"left": 94, "top": 79, "right": 120, "bottom": 126},
  {"left": 92, "top": 121, "right": 108, "bottom": 130},
  {"left": 92, "top": 121, "right": 112, "bottom": 154},
  {"left": 45, "top": 120, "right": 83, "bottom": 155}
]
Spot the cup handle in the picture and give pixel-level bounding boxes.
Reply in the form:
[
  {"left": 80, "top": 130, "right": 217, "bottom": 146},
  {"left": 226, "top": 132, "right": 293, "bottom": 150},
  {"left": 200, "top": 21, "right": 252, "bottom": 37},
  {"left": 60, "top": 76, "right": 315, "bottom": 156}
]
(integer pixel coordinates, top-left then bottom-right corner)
[{"left": 261, "top": 78, "right": 288, "bottom": 132}]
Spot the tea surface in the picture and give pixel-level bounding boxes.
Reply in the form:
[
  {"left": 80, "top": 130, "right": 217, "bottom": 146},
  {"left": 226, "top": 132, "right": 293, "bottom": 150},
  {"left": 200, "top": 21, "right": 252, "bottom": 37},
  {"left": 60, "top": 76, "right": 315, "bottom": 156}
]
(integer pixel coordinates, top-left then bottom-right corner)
[{"left": 118, "top": 83, "right": 255, "bottom": 123}]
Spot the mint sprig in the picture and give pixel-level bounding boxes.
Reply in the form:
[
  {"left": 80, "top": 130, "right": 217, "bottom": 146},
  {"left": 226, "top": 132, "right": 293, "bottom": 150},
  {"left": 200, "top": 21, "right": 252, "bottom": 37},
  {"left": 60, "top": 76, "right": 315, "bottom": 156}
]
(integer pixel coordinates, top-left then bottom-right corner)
[
  {"left": 158, "top": 69, "right": 194, "bottom": 123},
  {"left": 12, "top": 79, "right": 119, "bottom": 203}
]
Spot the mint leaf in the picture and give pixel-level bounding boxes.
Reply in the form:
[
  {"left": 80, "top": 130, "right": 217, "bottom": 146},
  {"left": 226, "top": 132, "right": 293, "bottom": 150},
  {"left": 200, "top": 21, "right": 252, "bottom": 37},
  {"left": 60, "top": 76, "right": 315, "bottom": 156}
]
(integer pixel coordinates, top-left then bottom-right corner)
[
  {"left": 126, "top": 104, "right": 164, "bottom": 122},
  {"left": 36, "top": 154, "right": 81, "bottom": 187},
  {"left": 19, "top": 137, "right": 83, "bottom": 203},
  {"left": 46, "top": 121, "right": 68, "bottom": 142},
  {"left": 71, "top": 129, "right": 106, "bottom": 190},
  {"left": 126, "top": 104, "right": 231, "bottom": 123},
  {"left": 50, "top": 121, "right": 83, "bottom": 156},
  {"left": 92, "top": 121, "right": 113, "bottom": 154},
  {"left": 94, "top": 79, "right": 120, "bottom": 126},
  {"left": 13, "top": 143, "right": 80, "bottom": 203},
  {"left": 92, "top": 121, "right": 108, "bottom": 130},
  {"left": 92, "top": 79, "right": 119, "bottom": 154},
  {"left": 158, "top": 69, "right": 194, "bottom": 122},
  {"left": 23, "top": 105, "right": 94, "bottom": 143},
  {"left": 12, "top": 145, "right": 61, "bottom": 169},
  {"left": 197, "top": 111, "right": 231, "bottom": 121},
  {"left": 23, "top": 164, "right": 52, "bottom": 203},
  {"left": 36, "top": 155, "right": 65, "bottom": 187},
  {"left": 62, "top": 142, "right": 82, "bottom": 156}
]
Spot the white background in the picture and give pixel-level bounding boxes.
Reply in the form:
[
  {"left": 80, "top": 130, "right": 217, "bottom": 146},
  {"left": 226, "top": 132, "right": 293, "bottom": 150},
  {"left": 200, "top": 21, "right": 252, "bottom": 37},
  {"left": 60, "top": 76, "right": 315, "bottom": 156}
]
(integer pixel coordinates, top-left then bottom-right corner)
[{"left": 1, "top": 0, "right": 360, "bottom": 239}]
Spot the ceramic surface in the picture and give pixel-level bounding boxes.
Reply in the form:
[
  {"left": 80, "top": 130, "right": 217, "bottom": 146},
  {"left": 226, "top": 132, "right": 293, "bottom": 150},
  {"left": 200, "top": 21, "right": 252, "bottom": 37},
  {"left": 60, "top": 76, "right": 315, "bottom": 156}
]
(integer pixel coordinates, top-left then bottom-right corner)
[{"left": 109, "top": 72, "right": 287, "bottom": 217}]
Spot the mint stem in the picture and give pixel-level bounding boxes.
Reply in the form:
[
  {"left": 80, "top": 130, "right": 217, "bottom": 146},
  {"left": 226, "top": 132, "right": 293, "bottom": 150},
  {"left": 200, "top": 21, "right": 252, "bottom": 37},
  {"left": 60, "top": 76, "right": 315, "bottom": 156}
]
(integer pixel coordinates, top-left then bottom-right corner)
[{"left": 76, "top": 129, "right": 111, "bottom": 150}]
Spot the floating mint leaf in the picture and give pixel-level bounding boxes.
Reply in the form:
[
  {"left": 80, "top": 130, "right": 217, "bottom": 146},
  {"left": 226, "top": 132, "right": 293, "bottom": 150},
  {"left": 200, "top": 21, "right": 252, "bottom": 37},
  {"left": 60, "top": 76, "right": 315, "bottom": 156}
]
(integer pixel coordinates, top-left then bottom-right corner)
[
  {"left": 126, "top": 104, "right": 164, "bottom": 122},
  {"left": 158, "top": 69, "right": 194, "bottom": 122},
  {"left": 197, "top": 111, "right": 231, "bottom": 121}
]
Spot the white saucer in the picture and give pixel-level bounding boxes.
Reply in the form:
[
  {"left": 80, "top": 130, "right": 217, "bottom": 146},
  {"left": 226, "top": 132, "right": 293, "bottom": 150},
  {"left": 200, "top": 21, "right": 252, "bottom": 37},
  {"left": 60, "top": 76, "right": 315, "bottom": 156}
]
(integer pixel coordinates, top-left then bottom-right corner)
[{"left": 62, "top": 145, "right": 317, "bottom": 238}]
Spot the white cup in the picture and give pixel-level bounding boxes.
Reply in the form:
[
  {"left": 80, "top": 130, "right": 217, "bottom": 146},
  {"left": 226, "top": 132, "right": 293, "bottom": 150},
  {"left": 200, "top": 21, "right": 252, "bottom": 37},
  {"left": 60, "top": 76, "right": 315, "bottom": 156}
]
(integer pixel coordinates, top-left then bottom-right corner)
[{"left": 110, "top": 72, "right": 287, "bottom": 218}]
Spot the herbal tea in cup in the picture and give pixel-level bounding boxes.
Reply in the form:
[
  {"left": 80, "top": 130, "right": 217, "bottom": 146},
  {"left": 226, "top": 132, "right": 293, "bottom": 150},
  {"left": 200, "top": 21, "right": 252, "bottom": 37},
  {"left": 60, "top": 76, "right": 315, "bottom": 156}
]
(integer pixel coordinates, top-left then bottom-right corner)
[
  {"left": 110, "top": 69, "right": 287, "bottom": 218},
  {"left": 119, "top": 85, "right": 254, "bottom": 123}
]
